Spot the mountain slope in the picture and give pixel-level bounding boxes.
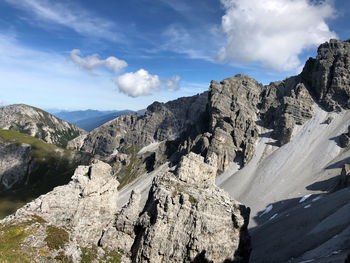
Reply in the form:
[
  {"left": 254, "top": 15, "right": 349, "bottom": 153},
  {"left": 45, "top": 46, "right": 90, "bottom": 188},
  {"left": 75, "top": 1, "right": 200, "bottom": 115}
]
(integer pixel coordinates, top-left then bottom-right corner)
[
  {"left": 0, "top": 129, "right": 90, "bottom": 218},
  {"left": 0, "top": 104, "right": 87, "bottom": 148}
]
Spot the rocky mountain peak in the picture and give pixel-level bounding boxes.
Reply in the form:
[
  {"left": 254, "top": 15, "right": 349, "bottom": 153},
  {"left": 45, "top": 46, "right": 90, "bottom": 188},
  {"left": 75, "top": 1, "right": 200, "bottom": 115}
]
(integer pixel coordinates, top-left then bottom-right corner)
[
  {"left": 175, "top": 152, "right": 217, "bottom": 187},
  {"left": 301, "top": 38, "right": 350, "bottom": 110}
]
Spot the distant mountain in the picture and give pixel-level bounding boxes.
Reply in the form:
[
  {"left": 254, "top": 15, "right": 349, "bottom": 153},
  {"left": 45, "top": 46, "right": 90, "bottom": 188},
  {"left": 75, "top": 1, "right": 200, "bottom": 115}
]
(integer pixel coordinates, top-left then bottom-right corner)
[
  {"left": 0, "top": 104, "right": 86, "bottom": 148},
  {"left": 50, "top": 109, "right": 134, "bottom": 131},
  {"left": 74, "top": 110, "right": 134, "bottom": 131},
  {"left": 51, "top": 109, "right": 116, "bottom": 123}
]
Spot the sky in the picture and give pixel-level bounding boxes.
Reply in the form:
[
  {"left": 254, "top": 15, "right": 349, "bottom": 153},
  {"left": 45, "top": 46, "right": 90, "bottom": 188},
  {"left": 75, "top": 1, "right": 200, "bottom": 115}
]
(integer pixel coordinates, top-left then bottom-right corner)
[{"left": 0, "top": 0, "right": 349, "bottom": 111}]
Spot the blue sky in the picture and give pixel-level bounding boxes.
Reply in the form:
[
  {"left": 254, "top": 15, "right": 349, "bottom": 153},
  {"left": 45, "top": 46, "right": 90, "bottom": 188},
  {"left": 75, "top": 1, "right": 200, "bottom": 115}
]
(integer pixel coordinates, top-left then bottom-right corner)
[{"left": 0, "top": 0, "right": 349, "bottom": 111}]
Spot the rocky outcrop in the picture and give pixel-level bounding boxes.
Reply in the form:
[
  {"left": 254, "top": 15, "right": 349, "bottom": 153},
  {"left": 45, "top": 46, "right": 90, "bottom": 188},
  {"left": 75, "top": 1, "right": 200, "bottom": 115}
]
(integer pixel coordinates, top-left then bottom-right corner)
[
  {"left": 0, "top": 104, "right": 86, "bottom": 148},
  {"left": 0, "top": 141, "right": 33, "bottom": 189},
  {"left": 0, "top": 154, "right": 251, "bottom": 262},
  {"left": 262, "top": 79, "right": 314, "bottom": 146},
  {"left": 100, "top": 190, "right": 142, "bottom": 255},
  {"left": 0, "top": 161, "right": 121, "bottom": 262},
  {"left": 301, "top": 39, "right": 350, "bottom": 111},
  {"left": 101, "top": 153, "right": 251, "bottom": 262},
  {"left": 339, "top": 125, "right": 350, "bottom": 148},
  {"left": 337, "top": 164, "right": 350, "bottom": 189},
  {"left": 132, "top": 153, "right": 251, "bottom": 262},
  {"left": 170, "top": 74, "right": 314, "bottom": 171},
  {"left": 67, "top": 133, "right": 88, "bottom": 150},
  {"left": 205, "top": 76, "right": 261, "bottom": 170}
]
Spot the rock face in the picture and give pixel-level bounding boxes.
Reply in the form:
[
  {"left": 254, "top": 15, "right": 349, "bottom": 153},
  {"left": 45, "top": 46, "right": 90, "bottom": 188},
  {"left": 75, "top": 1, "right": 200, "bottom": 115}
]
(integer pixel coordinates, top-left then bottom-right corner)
[
  {"left": 80, "top": 93, "right": 208, "bottom": 157},
  {"left": 0, "top": 141, "right": 32, "bottom": 189},
  {"left": 338, "top": 164, "right": 350, "bottom": 189},
  {"left": 301, "top": 39, "right": 350, "bottom": 111},
  {"left": 339, "top": 125, "right": 350, "bottom": 148},
  {"left": 0, "top": 161, "right": 120, "bottom": 262},
  {"left": 100, "top": 153, "right": 251, "bottom": 263},
  {"left": 0, "top": 104, "right": 86, "bottom": 148},
  {"left": 171, "top": 75, "right": 314, "bottom": 171},
  {"left": 205, "top": 76, "right": 261, "bottom": 170},
  {"left": 75, "top": 40, "right": 349, "bottom": 175},
  {"left": 131, "top": 153, "right": 251, "bottom": 262}
]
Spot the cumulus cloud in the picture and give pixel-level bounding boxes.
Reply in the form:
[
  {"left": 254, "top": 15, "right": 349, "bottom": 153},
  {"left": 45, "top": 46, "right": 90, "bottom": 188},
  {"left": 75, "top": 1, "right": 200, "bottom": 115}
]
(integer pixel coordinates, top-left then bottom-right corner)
[
  {"left": 70, "top": 49, "right": 127, "bottom": 74},
  {"left": 218, "top": 0, "right": 337, "bottom": 71},
  {"left": 116, "top": 69, "right": 180, "bottom": 97}
]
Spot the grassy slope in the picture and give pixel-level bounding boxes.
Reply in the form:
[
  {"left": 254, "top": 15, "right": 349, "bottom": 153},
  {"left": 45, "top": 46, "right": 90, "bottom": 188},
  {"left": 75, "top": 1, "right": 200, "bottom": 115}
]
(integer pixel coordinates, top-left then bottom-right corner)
[{"left": 0, "top": 129, "right": 82, "bottom": 219}]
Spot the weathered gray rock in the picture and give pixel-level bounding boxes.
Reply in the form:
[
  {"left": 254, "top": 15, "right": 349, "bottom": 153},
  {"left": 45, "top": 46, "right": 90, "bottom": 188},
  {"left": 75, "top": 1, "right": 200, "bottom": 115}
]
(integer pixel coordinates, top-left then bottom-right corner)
[
  {"left": 129, "top": 153, "right": 251, "bottom": 262},
  {"left": 100, "top": 190, "right": 142, "bottom": 256},
  {"left": 205, "top": 75, "right": 261, "bottom": 171},
  {"left": 267, "top": 80, "right": 314, "bottom": 146},
  {"left": 301, "top": 39, "right": 350, "bottom": 111},
  {"left": 0, "top": 141, "right": 33, "bottom": 189},
  {"left": 339, "top": 125, "right": 350, "bottom": 148},
  {"left": 338, "top": 164, "right": 350, "bottom": 189},
  {"left": 0, "top": 160, "right": 120, "bottom": 262},
  {"left": 0, "top": 104, "right": 86, "bottom": 148},
  {"left": 67, "top": 134, "right": 88, "bottom": 150}
]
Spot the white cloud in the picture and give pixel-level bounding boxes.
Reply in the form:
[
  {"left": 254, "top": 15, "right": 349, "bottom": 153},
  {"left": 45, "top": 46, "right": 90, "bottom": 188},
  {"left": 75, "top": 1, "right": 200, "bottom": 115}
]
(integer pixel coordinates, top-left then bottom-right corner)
[
  {"left": 4, "top": 0, "right": 120, "bottom": 41},
  {"left": 70, "top": 49, "right": 127, "bottom": 74},
  {"left": 218, "top": 0, "right": 337, "bottom": 71},
  {"left": 116, "top": 69, "right": 180, "bottom": 97}
]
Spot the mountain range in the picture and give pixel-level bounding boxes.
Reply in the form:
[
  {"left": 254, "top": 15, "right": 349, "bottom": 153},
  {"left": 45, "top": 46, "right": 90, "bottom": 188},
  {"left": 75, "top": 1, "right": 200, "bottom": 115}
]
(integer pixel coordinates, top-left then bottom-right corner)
[{"left": 0, "top": 39, "right": 349, "bottom": 262}]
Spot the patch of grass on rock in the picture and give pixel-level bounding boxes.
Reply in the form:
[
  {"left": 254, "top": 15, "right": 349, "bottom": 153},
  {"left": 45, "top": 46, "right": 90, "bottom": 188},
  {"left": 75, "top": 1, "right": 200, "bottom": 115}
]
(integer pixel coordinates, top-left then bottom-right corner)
[
  {"left": 81, "top": 245, "right": 98, "bottom": 263},
  {"left": 45, "top": 225, "right": 69, "bottom": 250},
  {"left": 0, "top": 222, "right": 33, "bottom": 262}
]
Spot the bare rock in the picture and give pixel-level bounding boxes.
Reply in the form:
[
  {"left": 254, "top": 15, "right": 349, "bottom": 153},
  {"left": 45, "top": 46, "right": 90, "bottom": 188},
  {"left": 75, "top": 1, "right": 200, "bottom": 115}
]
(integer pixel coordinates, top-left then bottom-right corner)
[
  {"left": 0, "top": 141, "right": 33, "bottom": 189},
  {"left": 101, "top": 190, "right": 142, "bottom": 255},
  {"left": 339, "top": 125, "right": 350, "bottom": 148},
  {"left": 131, "top": 153, "right": 251, "bottom": 262},
  {"left": 206, "top": 75, "right": 261, "bottom": 171},
  {"left": 0, "top": 160, "right": 120, "bottom": 261},
  {"left": 337, "top": 164, "right": 350, "bottom": 189},
  {"left": 301, "top": 39, "right": 350, "bottom": 110}
]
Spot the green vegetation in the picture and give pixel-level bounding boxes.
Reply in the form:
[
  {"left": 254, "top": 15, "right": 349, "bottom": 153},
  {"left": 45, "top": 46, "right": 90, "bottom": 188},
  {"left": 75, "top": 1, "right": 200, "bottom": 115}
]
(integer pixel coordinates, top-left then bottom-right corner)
[
  {"left": 0, "top": 129, "right": 58, "bottom": 159},
  {"left": 45, "top": 225, "right": 70, "bottom": 250},
  {"left": 117, "top": 145, "right": 143, "bottom": 190},
  {"left": 0, "top": 216, "right": 45, "bottom": 263},
  {"left": 102, "top": 249, "right": 124, "bottom": 263},
  {"left": 54, "top": 251, "right": 73, "bottom": 263},
  {"left": 0, "top": 223, "right": 31, "bottom": 262},
  {"left": 81, "top": 246, "right": 98, "bottom": 263},
  {"left": 188, "top": 194, "right": 198, "bottom": 206}
]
